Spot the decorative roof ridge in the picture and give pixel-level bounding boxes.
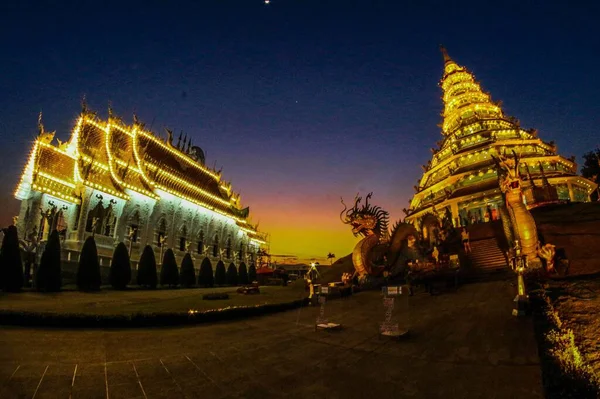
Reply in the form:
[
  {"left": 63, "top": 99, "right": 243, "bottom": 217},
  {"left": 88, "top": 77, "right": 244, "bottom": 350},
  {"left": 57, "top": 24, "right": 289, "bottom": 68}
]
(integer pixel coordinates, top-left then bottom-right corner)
[{"left": 135, "top": 126, "right": 221, "bottom": 182}]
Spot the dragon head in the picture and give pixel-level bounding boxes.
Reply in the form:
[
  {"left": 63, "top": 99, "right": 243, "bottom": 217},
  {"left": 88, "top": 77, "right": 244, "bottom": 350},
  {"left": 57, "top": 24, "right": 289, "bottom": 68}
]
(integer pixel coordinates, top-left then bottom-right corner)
[
  {"left": 493, "top": 150, "right": 522, "bottom": 194},
  {"left": 340, "top": 192, "right": 389, "bottom": 238}
]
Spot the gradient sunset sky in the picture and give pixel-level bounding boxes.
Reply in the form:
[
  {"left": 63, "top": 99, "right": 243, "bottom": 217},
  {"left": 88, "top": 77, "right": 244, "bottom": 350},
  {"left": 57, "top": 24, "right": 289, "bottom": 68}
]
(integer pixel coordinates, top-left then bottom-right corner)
[{"left": 1, "top": 0, "right": 599, "bottom": 263}]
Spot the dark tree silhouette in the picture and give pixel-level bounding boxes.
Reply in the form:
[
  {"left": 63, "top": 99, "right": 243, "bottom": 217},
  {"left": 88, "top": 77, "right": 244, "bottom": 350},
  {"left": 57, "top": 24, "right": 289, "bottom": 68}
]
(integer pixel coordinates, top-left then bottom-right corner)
[
  {"left": 214, "top": 260, "right": 226, "bottom": 286},
  {"left": 109, "top": 242, "right": 131, "bottom": 290},
  {"left": 238, "top": 262, "right": 248, "bottom": 285},
  {"left": 248, "top": 263, "right": 257, "bottom": 283},
  {"left": 226, "top": 263, "right": 238, "bottom": 286},
  {"left": 137, "top": 245, "right": 157, "bottom": 289},
  {"left": 327, "top": 252, "right": 336, "bottom": 265},
  {"left": 76, "top": 236, "right": 101, "bottom": 291},
  {"left": 198, "top": 257, "right": 214, "bottom": 287},
  {"left": 581, "top": 148, "right": 600, "bottom": 201},
  {"left": 0, "top": 225, "right": 24, "bottom": 292},
  {"left": 179, "top": 253, "right": 196, "bottom": 288},
  {"left": 160, "top": 248, "right": 179, "bottom": 287},
  {"left": 36, "top": 230, "right": 62, "bottom": 292}
]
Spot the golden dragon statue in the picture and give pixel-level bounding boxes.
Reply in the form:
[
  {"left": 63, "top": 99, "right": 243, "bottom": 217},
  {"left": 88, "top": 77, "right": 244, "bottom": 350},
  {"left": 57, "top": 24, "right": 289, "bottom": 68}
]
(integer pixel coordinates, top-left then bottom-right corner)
[
  {"left": 340, "top": 193, "right": 417, "bottom": 282},
  {"left": 494, "top": 150, "right": 543, "bottom": 268}
]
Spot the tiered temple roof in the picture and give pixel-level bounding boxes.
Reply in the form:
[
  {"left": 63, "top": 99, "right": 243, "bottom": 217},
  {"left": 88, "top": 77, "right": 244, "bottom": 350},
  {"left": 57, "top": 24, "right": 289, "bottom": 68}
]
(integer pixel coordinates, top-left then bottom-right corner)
[
  {"left": 406, "top": 47, "right": 596, "bottom": 220},
  {"left": 15, "top": 110, "right": 263, "bottom": 241}
]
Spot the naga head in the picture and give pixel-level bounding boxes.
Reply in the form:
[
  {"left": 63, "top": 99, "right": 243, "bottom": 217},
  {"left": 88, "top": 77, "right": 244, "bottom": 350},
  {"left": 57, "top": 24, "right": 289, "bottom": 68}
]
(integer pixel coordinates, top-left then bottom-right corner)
[
  {"left": 340, "top": 192, "right": 389, "bottom": 238},
  {"left": 493, "top": 150, "right": 522, "bottom": 194}
]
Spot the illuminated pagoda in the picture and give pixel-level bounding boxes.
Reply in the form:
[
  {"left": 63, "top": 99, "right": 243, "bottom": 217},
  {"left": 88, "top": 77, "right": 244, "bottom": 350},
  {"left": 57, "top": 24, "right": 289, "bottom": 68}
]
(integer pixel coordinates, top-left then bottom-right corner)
[
  {"left": 406, "top": 47, "right": 597, "bottom": 228},
  {"left": 14, "top": 105, "right": 267, "bottom": 269}
]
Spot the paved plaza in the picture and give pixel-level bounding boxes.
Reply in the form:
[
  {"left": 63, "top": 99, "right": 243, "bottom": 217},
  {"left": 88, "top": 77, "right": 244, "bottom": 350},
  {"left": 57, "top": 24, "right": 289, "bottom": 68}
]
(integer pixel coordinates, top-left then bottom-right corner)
[{"left": 0, "top": 280, "right": 543, "bottom": 398}]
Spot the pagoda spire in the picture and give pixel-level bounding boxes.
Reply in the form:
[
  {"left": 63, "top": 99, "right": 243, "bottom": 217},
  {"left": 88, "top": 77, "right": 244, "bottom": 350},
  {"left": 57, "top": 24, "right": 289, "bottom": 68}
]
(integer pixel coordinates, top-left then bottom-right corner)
[
  {"left": 439, "top": 50, "right": 504, "bottom": 135},
  {"left": 439, "top": 45, "right": 452, "bottom": 64}
]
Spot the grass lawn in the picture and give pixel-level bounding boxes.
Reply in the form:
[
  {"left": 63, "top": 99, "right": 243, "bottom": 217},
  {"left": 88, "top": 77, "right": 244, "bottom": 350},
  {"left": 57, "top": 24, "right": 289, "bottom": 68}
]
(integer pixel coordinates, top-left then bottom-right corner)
[{"left": 0, "top": 285, "right": 308, "bottom": 316}]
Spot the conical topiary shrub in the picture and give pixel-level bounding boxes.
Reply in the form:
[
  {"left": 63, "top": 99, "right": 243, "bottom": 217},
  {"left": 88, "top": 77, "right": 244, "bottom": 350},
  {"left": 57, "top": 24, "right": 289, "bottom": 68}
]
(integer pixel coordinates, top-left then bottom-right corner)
[
  {"left": 137, "top": 245, "right": 157, "bottom": 289},
  {"left": 160, "top": 248, "right": 179, "bottom": 288},
  {"left": 0, "top": 225, "right": 24, "bottom": 292},
  {"left": 226, "top": 263, "right": 238, "bottom": 286},
  {"left": 76, "top": 236, "right": 101, "bottom": 291},
  {"left": 198, "top": 257, "right": 214, "bottom": 287},
  {"left": 36, "top": 230, "right": 62, "bottom": 292},
  {"left": 248, "top": 263, "right": 257, "bottom": 283},
  {"left": 180, "top": 253, "right": 195, "bottom": 288},
  {"left": 238, "top": 262, "right": 249, "bottom": 285},
  {"left": 214, "top": 260, "right": 226, "bottom": 286},
  {"left": 109, "top": 242, "right": 131, "bottom": 290}
]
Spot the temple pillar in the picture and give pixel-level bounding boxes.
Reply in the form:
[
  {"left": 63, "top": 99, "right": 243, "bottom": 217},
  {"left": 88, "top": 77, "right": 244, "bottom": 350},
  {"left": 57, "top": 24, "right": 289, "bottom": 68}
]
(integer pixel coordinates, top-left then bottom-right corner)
[{"left": 567, "top": 181, "right": 575, "bottom": 202}]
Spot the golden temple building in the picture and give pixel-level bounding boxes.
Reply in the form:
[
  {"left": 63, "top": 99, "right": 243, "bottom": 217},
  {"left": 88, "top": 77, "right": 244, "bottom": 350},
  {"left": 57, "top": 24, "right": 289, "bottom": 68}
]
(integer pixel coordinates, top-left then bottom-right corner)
[
  {"left": 406, "top": 47, "right": 597, "bottom": 227},
  {"left": 14, "top": 107, "right": 267, "bottom": 269}
]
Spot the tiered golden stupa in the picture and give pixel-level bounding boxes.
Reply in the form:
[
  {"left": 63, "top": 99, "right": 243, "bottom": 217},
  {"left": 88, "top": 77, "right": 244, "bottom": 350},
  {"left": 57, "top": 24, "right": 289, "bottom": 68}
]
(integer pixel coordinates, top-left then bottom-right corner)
[
  {"left": 14, "top": 105, "right": 266, "bottom": 266},
  {"left": 406, "top": 47, "right": 597, "bottom": 228}
]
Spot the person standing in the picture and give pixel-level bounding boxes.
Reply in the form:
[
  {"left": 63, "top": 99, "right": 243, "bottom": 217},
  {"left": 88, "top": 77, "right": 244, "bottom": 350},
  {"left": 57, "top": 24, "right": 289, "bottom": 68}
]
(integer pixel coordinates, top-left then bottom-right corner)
[{"left": 461, "top": 228, "right": 471, "bottom": 253}]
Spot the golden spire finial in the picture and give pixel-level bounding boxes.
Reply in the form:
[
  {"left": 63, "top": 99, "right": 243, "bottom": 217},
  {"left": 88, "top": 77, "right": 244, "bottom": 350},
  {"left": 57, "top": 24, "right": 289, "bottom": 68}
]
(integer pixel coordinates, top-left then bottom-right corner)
[{"left": 439, "top": 45, "right": 452, "bottom": 64}]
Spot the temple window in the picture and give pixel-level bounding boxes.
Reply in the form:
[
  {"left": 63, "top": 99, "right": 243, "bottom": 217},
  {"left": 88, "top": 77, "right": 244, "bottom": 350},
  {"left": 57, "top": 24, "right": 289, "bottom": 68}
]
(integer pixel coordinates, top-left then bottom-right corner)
[
  {"left": 53, "top": 210, "right": 67, "bottom": 240},
  {"left": 127, "top": 211, "right": 140, "bottom": 243},
  {"left": 102, "top": 204, "right": 116, "bottom": 237},
  {"left": 179, "top": 225, "right": 187, "bottom": 251},
  {"left": 212, "top": 235, "right": 219, "bottom": 257},
  {"left": 156, "top": 218, "right": 167, "bottom": 247},
  {"left": 85, "top": 202, "right": 105, "bottom": 234},
  {"left": 238, "top": 244, "right": 244, "bottom": 261},
  {"left": 226, "top": 237, "right": 232, "bottom": 259},
  {"left": 197, "top": 231, "right": 204, "bottom": 255}
]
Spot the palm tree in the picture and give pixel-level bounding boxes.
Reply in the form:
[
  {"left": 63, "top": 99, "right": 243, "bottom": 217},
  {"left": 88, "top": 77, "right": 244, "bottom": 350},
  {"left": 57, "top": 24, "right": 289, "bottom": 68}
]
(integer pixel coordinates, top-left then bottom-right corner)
[{"left": 327, "top": 252, "right": 335, "bottom": 265}]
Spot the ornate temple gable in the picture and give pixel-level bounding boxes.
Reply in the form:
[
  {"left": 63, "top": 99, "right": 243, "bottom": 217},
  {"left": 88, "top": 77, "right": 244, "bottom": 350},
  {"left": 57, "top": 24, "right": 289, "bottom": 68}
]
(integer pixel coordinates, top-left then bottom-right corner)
[{"left": 15, "top": 108, "right": 265, "bottom": 249}]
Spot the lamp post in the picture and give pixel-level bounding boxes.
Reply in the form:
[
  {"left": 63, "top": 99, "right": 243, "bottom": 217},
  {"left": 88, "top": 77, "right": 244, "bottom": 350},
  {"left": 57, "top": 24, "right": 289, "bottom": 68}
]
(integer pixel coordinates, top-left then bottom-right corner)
[{"left": 511, "top": 240, "right": 529, "bottom": 316}]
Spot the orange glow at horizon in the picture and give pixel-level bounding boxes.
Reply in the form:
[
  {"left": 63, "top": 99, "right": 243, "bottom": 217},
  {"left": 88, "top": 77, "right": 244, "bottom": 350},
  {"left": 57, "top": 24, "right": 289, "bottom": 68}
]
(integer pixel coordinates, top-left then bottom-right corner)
[{"left": 248, "top": 196, "right": 408, "bottom": 265}]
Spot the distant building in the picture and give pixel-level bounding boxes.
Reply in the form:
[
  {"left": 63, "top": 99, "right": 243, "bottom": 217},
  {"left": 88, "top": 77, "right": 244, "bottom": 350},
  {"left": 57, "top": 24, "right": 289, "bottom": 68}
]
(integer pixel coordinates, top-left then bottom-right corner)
[
  {"left": 406, "top": 48, "right": 597, "bottom": 229},
  {"left": 14, "top": 108, "right": 267, "bottom": 270}
]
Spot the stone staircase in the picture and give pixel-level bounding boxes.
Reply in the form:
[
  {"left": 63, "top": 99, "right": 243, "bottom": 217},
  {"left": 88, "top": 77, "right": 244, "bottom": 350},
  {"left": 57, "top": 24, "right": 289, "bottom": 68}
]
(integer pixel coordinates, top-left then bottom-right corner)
[{"left": 468, "top": 238, "right": 509, "bottom": 272}]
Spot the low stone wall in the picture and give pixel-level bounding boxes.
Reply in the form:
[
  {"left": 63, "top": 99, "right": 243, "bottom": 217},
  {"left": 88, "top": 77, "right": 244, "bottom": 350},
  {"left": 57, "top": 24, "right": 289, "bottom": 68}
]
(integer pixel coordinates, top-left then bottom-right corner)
[{"left": 536, "top": 220, "right": 600, "bottom": 277}]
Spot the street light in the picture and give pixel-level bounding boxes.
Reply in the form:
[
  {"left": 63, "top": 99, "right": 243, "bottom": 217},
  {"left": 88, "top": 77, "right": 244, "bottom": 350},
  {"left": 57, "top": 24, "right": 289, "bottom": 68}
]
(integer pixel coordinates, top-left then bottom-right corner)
[{"left": 511, "top": 240, "right": 529, "bottom": 316}]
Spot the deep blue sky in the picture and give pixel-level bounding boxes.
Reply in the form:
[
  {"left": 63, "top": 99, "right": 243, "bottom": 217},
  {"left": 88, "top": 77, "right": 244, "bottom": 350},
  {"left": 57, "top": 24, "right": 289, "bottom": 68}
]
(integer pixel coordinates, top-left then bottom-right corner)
[{"left": 1, "top": 0, "right": 599, "bottom": 259}]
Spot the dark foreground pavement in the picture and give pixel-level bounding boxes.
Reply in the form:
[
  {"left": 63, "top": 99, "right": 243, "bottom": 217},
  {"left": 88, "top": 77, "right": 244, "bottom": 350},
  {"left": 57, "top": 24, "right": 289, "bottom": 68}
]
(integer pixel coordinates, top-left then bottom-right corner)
[{"left": 0, "top": 279, "right": 543, "bottom": 399}]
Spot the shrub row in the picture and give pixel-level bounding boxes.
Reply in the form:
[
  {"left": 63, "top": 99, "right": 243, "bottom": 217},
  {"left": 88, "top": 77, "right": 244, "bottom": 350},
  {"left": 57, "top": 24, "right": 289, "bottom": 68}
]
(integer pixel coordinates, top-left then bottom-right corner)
[
  {"left": 0, "top": 298, "right": 309, "bottom": 328},
  {"left": 0, "top": 225, "right": 259, "bottom": 293},
  {"left": 529, "top": 283, "right": 600, "bottom": 399}
]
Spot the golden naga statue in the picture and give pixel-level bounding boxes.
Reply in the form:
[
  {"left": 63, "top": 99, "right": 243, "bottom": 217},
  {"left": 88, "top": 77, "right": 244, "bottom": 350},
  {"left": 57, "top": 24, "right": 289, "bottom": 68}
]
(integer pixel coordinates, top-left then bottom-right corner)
[
  {"left": 494, "top": 151, "right": 541, "bottom": 266},
  {"left": 340, "top": 192, "right": 417, "bottom": 282}
]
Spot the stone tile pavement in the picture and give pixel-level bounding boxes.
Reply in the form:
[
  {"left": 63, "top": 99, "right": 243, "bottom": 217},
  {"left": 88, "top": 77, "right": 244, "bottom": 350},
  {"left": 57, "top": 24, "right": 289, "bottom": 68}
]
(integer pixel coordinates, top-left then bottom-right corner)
[{"left": 0, "top": 279, "right": 544, "bottom": 398}]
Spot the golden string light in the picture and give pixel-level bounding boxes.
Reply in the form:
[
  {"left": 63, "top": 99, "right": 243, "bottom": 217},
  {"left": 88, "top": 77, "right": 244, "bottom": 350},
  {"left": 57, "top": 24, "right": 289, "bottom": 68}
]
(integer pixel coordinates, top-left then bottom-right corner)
[{"left": 14, "top": 109, "right": 263, "bottom": 241}]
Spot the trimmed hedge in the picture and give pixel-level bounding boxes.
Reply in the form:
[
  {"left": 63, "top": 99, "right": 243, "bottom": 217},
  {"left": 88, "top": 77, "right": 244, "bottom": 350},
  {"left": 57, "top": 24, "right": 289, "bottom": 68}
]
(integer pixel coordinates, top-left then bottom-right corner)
[
  {"left": 227, "top": 263, "right": 238, "bottom": 286},
  {"left": 0, "top": 298, "right": 309, "bottom": 328},
  {"left": 238, "top": 262, "right": 249, "bottom": 285},
  {"left": 76, "top": 236, "right": 101, "bottom": 291},
  {"left": 198, "top": 257, "right": 214, "bottom": 287},
  {"left": 160, "top": 249, "right": 179, "bottom": 288},
  {"left": 248, "top": 263, "right": 257, "bottom": 283},
  {"left": 36, "top": 230, "right": 62, "bottom": 292},
  {"left": 137, "top": 245, "right": 158, "bottom": 289},
  {"left": 215, "top": 260, "right": 226, "bottom": 286},
  {"left": 180, "top": 253, "right": 196, "bottom": 288},
  {"left": 203, "top": 293, "right": 229, "bottom": 300},
  {"left": 109, "top": 242, "right": 131, "bottom": 290},
  {"left": 0, "top": 225, "right": 24, "bottom": 292}
]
